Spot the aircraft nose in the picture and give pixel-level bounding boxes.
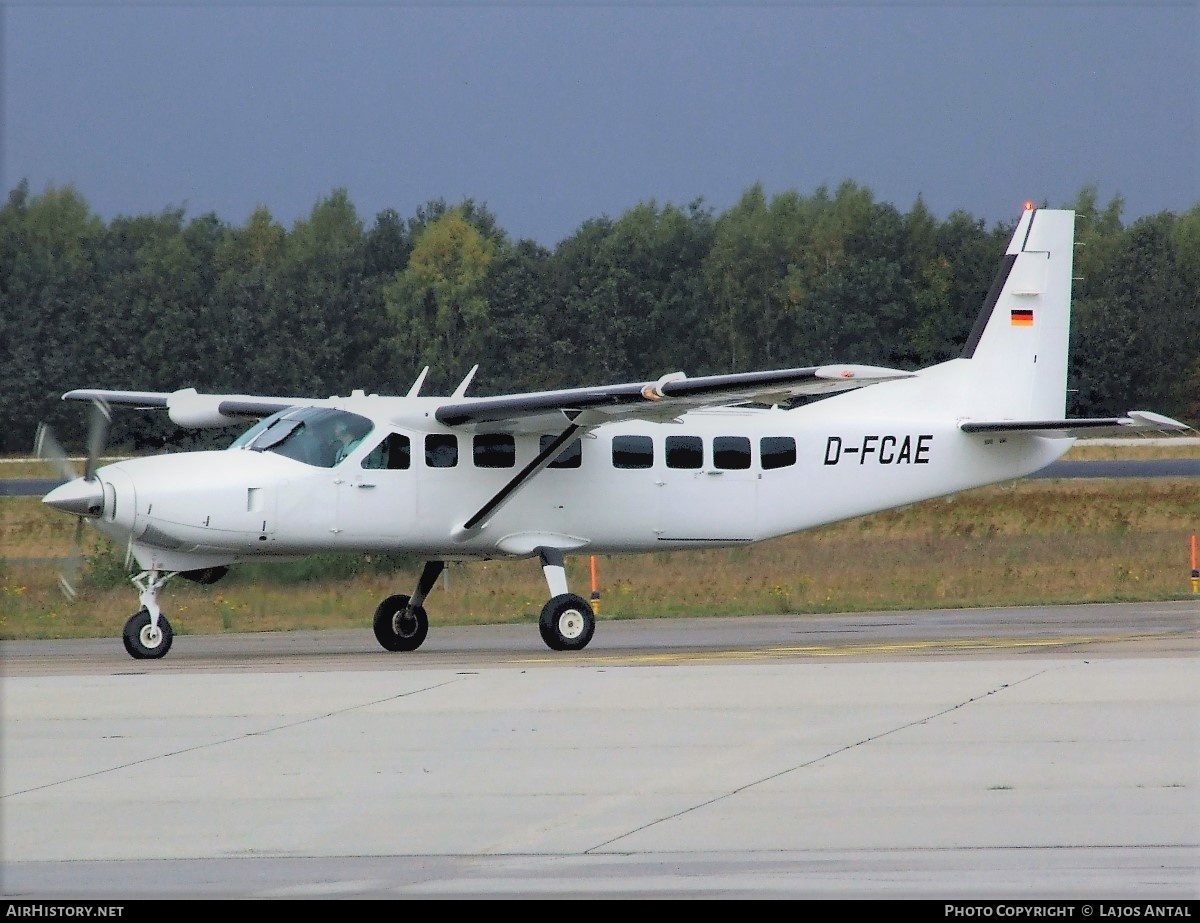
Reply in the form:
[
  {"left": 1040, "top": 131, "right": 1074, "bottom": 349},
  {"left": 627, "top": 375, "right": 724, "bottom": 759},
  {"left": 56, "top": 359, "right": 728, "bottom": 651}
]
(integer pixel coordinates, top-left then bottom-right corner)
[{"left": 43, "top": 478, "right": 105, "bottom": 518}]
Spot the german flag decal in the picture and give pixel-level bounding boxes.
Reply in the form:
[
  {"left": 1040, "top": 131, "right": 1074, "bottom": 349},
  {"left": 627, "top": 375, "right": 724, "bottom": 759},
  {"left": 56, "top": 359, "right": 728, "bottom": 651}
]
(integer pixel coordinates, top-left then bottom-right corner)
[{"left": 1010, "top": 309, "right": 1034, "bottom": 326}]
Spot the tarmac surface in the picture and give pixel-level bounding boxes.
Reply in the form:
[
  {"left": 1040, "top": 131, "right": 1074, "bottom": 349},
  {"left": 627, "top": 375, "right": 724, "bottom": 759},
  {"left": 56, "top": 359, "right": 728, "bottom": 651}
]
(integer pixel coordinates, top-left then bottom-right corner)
[{"left": 2, "top": 600, "right": 1198, "bottom": 900}]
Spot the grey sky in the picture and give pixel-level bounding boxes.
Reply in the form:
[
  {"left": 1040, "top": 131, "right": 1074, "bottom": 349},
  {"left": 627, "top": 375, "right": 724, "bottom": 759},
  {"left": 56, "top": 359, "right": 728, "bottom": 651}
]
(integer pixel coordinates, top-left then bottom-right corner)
[{"left": 6, "top": 2, "right": 1198, "bottom": 246}]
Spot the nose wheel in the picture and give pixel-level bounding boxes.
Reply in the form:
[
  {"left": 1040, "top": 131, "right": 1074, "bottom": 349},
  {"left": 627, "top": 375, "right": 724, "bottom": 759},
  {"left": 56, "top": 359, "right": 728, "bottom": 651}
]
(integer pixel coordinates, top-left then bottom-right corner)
[
  {"left": 373, "top": 594, "right": 430, "bottom": 651},
  {"left": 372, "top": 560, "right": 442, "bottom": 652}
]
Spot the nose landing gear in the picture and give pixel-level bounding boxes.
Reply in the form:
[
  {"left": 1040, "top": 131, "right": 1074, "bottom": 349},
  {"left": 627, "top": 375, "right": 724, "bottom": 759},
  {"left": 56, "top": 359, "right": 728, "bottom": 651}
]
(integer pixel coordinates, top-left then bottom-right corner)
[{"left": 373, "top": 560, "right": 442, "bottom": 651}]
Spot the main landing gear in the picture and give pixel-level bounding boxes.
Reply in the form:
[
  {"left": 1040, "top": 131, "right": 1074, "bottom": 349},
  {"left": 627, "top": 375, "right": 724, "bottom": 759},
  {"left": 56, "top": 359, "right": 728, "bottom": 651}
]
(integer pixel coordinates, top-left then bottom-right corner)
[
  {"left": 122, "top": 570, "right": 176, "bottom": 659},
  {"left": 536, "top": 547, "right": 595, "bottom": 651},
  {"left": 370, "top": 548, "right": 596, "bottom": 654}
]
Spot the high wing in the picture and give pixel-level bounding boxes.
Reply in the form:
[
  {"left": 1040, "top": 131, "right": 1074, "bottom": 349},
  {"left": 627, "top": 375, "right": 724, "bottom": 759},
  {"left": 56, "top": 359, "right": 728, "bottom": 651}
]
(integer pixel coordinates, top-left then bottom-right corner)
[
  {"left": 63, "top": 387, "right": 306, "bottom": 427},
  {"left": 959, "top": 411, "right": 1190, "bottom": 438},
  {"left": 65, "top": 365, "right": 916, "bottom": 431},
  {"left": 435, "top": 364, "right": 915, "bottom": 430}
]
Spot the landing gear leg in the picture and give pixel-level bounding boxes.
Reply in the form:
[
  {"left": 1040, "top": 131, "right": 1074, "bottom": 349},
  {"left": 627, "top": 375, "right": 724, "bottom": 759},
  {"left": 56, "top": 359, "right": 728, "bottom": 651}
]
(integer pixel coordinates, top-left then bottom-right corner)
[
  {"left": 537, "top": 547, "right": 594, "bottom": 652},
  {"left": 123, "top": 569, "right": 176, "bottom": 659},
  {"left": 372, "top": 560, "right": 442, "bottom": 652}
]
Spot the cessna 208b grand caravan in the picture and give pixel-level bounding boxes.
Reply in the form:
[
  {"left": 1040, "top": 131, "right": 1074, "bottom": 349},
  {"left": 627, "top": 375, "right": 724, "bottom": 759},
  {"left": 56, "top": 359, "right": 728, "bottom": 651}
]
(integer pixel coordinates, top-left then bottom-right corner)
[{"left": 39, "top": 207, "right": 1187, "bottom": 659}]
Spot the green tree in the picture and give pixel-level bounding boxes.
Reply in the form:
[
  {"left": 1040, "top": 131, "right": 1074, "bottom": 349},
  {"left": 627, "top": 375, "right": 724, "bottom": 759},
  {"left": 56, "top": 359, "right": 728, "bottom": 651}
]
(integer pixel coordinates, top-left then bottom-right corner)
[
  {"left": 803, "top": 256, "right": 907, "bottom": 365},
  {"left": 1170, "top": 205, "right": 1200, "bottom": 419},
  {"left": 97, "top": 207, "right": 229, "bottom": 449},
  {"left": 1069, "top": 185, "right": 1125, "bottom": 303},
  {"left": 384, "top": 207, "right": 498, "bottom": 392},
  {"left": 364, "top": 208, "right": 411, "bottom": 279},
  {"left": 474, "top": 238, "right": 558, "bottom": 394},
  {"left": 555, "top": 200, "right": 715, "bottom": 381},
  {"left": 1072, "top": 213, "right": 1189, "bottom": 418},
  {"left": 210, "top": 205, "right": 286, "bottom": 395},
  {"left": 933, "top": 210, "right": 1011, "bottom": 360},
  {"left": 704, "top": 184, "right": 815, "bottom": 371},
  {"left": 258, "top": 189, "right": 373, "bottom": 397},
  {"left": 1, "top": 183, "right": 106, "bottom": 452}
]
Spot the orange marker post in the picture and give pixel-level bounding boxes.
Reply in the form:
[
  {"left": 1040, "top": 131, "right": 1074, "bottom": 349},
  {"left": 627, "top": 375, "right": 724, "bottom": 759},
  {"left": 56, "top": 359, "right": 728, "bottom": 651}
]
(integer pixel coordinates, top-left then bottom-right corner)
[
  {"left": 590, "top": 555, "right": 601, "bottom": 615},
  {"left": 1191, "top": 534, "right": 1199, "bottom": 595}
]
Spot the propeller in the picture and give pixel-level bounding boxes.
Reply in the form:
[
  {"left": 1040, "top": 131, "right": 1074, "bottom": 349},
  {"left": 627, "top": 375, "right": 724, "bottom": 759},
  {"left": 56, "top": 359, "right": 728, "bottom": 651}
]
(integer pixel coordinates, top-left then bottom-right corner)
[
  {"left": 34, "top": 400, "right": 112, "bottom": 600},
  {"left": 83, "top": 398, "right": 112, "bottom": 480}
]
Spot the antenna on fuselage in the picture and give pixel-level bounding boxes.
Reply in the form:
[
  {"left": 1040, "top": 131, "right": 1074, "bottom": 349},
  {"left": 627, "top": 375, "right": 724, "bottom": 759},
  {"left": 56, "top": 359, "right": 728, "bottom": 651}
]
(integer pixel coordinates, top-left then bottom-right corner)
[
  {"left": 406, "top": 366, "right": 430, "bottom": 398},
  {"left": 451, "top": 365, "right": 479, "bottom": 398}
]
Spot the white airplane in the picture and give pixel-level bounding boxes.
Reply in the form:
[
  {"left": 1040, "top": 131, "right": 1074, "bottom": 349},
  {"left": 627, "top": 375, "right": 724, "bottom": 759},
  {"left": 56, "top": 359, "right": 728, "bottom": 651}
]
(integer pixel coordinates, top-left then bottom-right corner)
[{"left": 38, "top": 207, "right": 1187, "bottom": 659}]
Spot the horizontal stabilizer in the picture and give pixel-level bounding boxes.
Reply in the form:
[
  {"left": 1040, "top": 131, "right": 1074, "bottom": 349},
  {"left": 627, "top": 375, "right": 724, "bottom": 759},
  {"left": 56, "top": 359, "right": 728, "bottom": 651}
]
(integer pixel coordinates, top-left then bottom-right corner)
[{"left": 960, "top": 411, "right": 1190, "bottom": 438}]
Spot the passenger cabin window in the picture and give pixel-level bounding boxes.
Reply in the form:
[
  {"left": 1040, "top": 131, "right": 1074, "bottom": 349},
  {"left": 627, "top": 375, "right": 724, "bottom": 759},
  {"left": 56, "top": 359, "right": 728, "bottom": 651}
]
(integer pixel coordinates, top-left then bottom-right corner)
[
  {"left": 713, "top": 436, "right": 752, "bottom": 470},
  {"left": 362, "top": 433, "right": 411, "bottom": 470},
  {"left": 665, "top": 435, "right": 703, "bottom": 469},
  {"left": 425, "top": 434, "right": 459, "bottom": 468},
  {"left": 760, "top": 436, "right": 797, "bottom": 470},
  {"left": 612, "top": 435, "right": 653, "bottom": 469},
  {"left": 474, "top": 433, "right": 516, "bottom": 468},
  {"left": 540, "top": 434, "right": 582, "bottom": 469}
]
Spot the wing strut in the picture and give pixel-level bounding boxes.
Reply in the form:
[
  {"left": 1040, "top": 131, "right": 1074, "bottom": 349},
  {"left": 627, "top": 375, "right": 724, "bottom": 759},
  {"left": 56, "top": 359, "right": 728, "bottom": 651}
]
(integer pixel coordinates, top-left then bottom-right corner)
[{"left": 456, "top": 423, "right": 582, "bottom": 537}]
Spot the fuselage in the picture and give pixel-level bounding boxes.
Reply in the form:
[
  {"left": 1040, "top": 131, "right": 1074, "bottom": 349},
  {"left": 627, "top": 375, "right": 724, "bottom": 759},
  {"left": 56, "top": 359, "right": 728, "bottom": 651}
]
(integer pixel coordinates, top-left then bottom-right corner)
[{"left": 85, "top": 398, "right": 1072, "bottom": 573}]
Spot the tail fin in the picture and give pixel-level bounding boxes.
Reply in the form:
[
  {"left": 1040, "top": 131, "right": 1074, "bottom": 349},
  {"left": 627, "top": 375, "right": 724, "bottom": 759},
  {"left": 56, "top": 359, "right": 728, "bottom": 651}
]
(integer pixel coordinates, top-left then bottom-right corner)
[{"left": 957, "top": 208, "right": 1076, "bottom": 420}]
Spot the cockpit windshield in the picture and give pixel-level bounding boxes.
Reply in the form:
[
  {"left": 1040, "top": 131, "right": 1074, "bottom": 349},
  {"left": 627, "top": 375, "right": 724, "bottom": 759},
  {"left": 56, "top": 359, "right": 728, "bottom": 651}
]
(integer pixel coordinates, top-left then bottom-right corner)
[{"left": 229, "top": 407, "right": 374, "bottom": 468}]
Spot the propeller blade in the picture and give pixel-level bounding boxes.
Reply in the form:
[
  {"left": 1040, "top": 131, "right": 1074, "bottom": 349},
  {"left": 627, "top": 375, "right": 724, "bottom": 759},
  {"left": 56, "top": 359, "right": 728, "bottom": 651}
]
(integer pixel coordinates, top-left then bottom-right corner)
[
  {"left": 34, "top": 423, "right": 79, "bottom": 483},
  {"left": 84, "top": 399, "right": 112, "bottom": 481},
  {"left": 58, "top": 554, "right": 82, "bottom": 601},
  {"left": 57, "top": 518, "right": 85, "bottom": 601}
]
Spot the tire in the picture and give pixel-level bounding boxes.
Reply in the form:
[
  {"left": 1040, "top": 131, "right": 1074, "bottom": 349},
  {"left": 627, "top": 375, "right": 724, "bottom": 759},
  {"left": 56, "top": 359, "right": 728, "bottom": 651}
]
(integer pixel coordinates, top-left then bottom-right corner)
[
  {"left": 373, "top": 594, "right": 429, "bottom": 652},
  {"left": 539, "top": 617, "right": 564, "bottom": 651},
  {"left": 122, "top": 609, "right": 173, "bottom": 660},
  {"left": 538, "top": 594, "right": 595, "bottom": 652}
]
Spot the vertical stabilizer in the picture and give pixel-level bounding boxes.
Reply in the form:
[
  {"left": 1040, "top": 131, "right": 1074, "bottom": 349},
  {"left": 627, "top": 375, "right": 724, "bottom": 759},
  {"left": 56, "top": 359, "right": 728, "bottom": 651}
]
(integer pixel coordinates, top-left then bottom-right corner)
[{"left": 958, "top": 208, "right": 1075, "bottom": 420}]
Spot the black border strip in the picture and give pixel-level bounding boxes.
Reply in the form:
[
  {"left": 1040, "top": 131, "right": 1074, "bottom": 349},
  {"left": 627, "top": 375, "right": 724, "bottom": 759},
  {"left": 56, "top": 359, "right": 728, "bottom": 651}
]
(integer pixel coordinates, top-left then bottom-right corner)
[
  {"left": 960, "top": 418, "right": 1122, "bottom": 433},
  {"left": 1021, "top": 208, "right": 1037, "bottom": 250},
  {"left": 960, "top": 253, "right": 1017, "bottom": 359},
  {"left": 217, "top": 399, "right": 297, "bottom": 419}
]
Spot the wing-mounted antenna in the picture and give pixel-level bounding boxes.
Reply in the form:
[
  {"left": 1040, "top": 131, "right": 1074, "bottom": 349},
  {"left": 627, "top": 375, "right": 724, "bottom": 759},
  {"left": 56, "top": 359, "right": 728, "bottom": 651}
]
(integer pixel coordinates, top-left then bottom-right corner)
[
  {"left": 451, "top": 365, "right": 479, "bottom": 398},
  {"left": 406, "top": 366, "right": 430, "bottom": 398}
]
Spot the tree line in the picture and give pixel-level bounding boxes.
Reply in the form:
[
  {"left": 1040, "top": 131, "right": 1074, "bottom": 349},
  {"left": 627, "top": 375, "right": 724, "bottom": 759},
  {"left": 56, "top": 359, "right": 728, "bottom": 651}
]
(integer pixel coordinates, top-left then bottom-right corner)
[{"left": 2, "top": 179, "right": 1196, "bottom": 455}]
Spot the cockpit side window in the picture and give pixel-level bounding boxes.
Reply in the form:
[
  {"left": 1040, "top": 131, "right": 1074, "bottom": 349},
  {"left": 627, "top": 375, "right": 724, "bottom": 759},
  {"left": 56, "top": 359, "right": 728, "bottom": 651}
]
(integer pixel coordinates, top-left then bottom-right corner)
[{"left": 362, "top": 433, "right": 412, "bottom": 470}]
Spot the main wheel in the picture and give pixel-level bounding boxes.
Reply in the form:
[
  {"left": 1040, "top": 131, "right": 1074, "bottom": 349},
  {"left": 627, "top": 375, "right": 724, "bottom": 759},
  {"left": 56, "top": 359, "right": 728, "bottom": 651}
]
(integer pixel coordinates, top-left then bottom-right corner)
[
  {"left": 122, "top": 609, "right": 173, "bottom": 660},
  {"left": 538, "top": 594, "right": 595, "bottom": 652},
  {"left": 373, "top": 594, "right": 429, "bottom": 652}
]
